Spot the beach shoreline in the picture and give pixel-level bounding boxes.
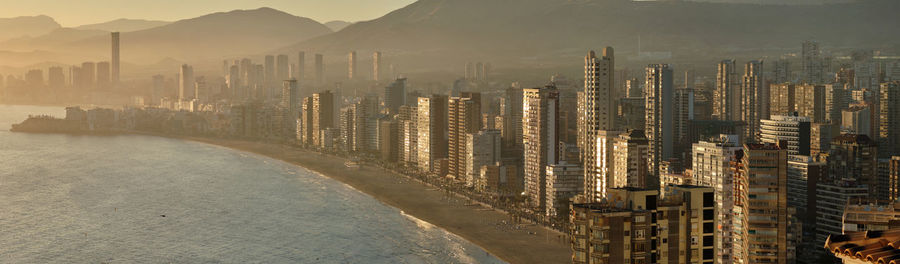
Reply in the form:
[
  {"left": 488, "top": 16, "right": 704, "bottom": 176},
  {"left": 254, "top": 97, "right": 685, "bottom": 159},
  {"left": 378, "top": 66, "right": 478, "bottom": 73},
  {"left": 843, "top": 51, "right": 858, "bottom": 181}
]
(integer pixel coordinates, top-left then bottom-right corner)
[{"left": 148, "top": 134, "right": 571, "bottom": 264}]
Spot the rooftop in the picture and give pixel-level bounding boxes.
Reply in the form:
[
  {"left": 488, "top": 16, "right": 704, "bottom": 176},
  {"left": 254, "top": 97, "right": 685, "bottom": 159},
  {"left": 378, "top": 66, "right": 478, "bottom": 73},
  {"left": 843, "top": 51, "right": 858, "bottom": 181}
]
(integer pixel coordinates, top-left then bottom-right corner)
[{"left": 824, "top": 229, "right": 900, "bottom": 264}]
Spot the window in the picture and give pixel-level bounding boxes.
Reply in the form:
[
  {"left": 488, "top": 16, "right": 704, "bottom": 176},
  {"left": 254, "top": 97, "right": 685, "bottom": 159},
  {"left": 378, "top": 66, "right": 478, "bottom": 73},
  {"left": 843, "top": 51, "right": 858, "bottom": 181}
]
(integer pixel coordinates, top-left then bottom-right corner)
[{"left": 703, "top": 209, "right": 714, "bottom": 220}]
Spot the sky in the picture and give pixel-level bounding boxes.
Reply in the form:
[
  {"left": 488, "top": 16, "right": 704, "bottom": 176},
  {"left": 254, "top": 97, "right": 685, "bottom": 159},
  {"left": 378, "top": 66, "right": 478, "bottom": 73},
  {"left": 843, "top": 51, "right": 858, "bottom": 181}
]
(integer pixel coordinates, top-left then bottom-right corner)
[{"left": 0, "top": 0, "right": 417, "bottom": 27}]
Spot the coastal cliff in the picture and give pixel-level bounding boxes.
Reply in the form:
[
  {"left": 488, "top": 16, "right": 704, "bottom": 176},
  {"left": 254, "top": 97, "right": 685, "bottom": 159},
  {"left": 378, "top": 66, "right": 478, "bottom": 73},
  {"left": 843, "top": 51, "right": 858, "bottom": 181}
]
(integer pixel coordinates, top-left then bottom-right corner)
[{"left": 10, "top": 116, "right": 83, "bottom": 133}]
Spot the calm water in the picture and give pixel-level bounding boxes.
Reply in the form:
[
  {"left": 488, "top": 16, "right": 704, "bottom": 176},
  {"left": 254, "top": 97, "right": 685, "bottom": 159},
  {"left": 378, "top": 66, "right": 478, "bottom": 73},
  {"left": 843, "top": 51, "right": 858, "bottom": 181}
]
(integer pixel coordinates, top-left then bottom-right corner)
[{"left": 0, "top": 105, "right": 505, "bottom": 263}]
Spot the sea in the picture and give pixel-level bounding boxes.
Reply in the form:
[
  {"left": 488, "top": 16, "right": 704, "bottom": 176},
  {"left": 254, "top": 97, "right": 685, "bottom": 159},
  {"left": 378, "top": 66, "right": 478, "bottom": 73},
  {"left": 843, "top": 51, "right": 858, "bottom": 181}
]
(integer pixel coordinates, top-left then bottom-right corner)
[{"left": 0, "top": 105, "right": 506, "bottom": 263}]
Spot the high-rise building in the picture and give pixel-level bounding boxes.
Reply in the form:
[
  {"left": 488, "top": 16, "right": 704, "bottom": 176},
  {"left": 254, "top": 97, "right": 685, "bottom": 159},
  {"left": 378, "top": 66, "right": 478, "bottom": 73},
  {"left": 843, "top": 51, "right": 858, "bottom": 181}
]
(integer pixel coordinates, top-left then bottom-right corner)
[
  {"left": 465, "top": 130, "right": 501, "bottom": 187},
  {"left": 891, "top": 156, "right": 900, "bottom": 201},
  {"left": 448, "top": 92, "right": 481, "bottom": 180},
  {"left": 378, "top": 118, "right": 400, "bottom": 162},
  {"left": 625, "top": 78, "right": 641, "bottom": 98},
  {"left": 759, "top": 114, "right": 811, "bottom": 156},
  {"left": 786, "top": 154, "right": 825, "bottom": 260},
  {"left": 315, "top": 54, "right": 325, "bottom": 86},
  {"left": 691, "top": 134, "right": 742, "bottom": 264},
  {"left": 674, "top": 88, "right": 694, "bottom": 158},
  {"left": 880, "top": 81, "right": 900, "bottom": 156},
  {"left": 795, "top": 84, "right": 826, "bottom": 123},
  {"left": 96, "top": 61, "right": 110, "bottom": 90},
  {"left": 570, "top": 186, "right": 717, "bottom": 264},
  {"left": 714, "top": 59, "right": 740, "bottom": 121},
  {"left": 311, "top": 91, "right": 335, "bottom": 147},
  {"left": 594, "top": 130, "right": 622, "bottom": 199},
  {"left": 48, "top": 67, "right": 64, "bottom": 89},
  {"left": 774, "top": 58, "right": 791, "bottom": 83},
  {"left": 347, "top": 51, "right": 357, "bottom": 80},
  {"left": 178, "top": 64, "right": 194, "bottom": 101},
  {"left": 111, "top": 32, "right": 119, "bottom": 85},
  {"left": 841, "top": 105, "right": 871, "bottom": 136},
  {"left": 372, "top": 51, "right": 382, "bottom": 82},
  {"left": 741, "top": 60, "right": 765, "bottom": 140},
  {"left": 300, "top": 97, "right": 314, "bottom": 144},
  {"left": 645, "top": 64, "right": 674, "bottom": 178},
  {"left": 581, "top": 48, "right": 616, "bottom": 201},
  {"left": 276, "top": 54, "right": 289, "bottom": 83},
  {"left": 282, "top": 80, "right": 300, "bottom": 137},
  {"left": 828, "top": 134, "right": 880, "bottom": 198},
  {"left": 383, "top": 78, "right": 407, "bottom": 115},
  {"left": 733, "top": 143, "right": 793, "bottom": 264},
  {"left": 296, "top": 52, "right": 306, "bottom": 81},
  {"left": 545, "top": 162, "right": 583, "bottom": 218},
  {"left": 811, "top": 122, "right": 838, "bottom": 156},
  {"left": 417, "top": 95, "right": 448, "bottom": 172},
  {"left": 523, "top": 86, "right": 558, "bottom": 210},
  {"left": 612, "top": 130, "right": 650, "bottom": 189},
  {"left": 814, "top": 178, "right": 868, "bottom": 255},
  {"left": 264, "top": 55, "right": 275, "bottom": 85},
  {"left": 399, "top": 105, "right": 418, "bottom": 167},
  {"left": 770, "top": 83, "right": 795, "bottom": 116},
  {"left": 81, "top": 62, "right": 95, "bottom": 90},
  {"left": 802, "top": 40, "right": 825, "bottom": 84},
  {"left": 501, "top": 87, "right": 523, "bottom": 150},
  {"left": 824, "top": 83, "right": 849, "bottom": 124}
]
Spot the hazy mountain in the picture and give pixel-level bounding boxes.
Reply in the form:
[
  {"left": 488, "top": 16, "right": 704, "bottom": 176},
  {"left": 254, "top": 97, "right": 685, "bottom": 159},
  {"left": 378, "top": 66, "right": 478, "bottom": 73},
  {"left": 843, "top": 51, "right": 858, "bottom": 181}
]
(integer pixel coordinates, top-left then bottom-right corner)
[
  {"left": 0, "top": 8, "right": 332, "bottom": 65},
  {"left": 324, "top": 21, "right": 352, "bottom": 32},
  {"left": 0, "top": 15, "right": 61, "bottom": 42},
  {"left": 75, "top": 18, "right": 171, "bottom": 32},
  {"left": 280, "top": 0, "right": 900, "bottom": 71},
  {"left": 0, "top": 28, "right": 107, "bottom": 52}
]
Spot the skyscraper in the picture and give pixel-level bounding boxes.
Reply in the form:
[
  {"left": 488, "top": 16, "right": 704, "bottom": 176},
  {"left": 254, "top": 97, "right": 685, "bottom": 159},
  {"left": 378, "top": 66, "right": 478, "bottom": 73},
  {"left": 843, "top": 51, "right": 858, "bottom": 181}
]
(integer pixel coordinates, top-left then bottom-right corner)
[
  {"left": 795, "top": 84, "right": 826, "bottom": 123},
  {"left": 741, "top": 60, "right": 764, "bottom": 140},
  {"left": 276, "top": 54, "right": 289, "bottom": 83},
  {"left": 501, "top": 87, "right": 523, "bottom": 150},
  {"left": 417, "top": 95, "right": 448, "bottom": 172},
  {"left": 612, "top": 130, "right": 650, "bottom": 189},
  {"left": 802, "top": 41, "right": 825, "bottom": 84},
  {"left": 48, "top": 67, "right": 64, "bottom": 89},
  {"left": 769, "top": 83, "right": 795, "bottom": 116},
  {"left": 283, "top": 80, "right": 300, "bottom": 136},
  {"left": 373, "top": 51, "right": 382, "bottom": 82},
  {"left": 315, "top": 54, "right": 325, "bottom": 86},
  {"left": 734, "top": 143, "right": 792, "bottom": 264},
  {"left": 348, "top": 51, "right": 357, "bottom": 80},
  {"left": 645, "top": 64, "right": 674, "bottom": 178},
  {"left": 264, "top": 55, "right": 275, "bottom": 85},
  {"left": 759, "top": 114, "right": 812, "bottom": 156},
  {"left": 96, "top": 62, "right": 110, "bottom": 90},
  {"left": 110, "top": 32, "right": 120, "bottom": 85},
  {"left": 448, "top": 92, "right": 481, "bottom": 180},
  {"left": 383, "top": 78, "right": 407, "bottom": 115},
  {"left": 178, "top": 64, "right": 194, "bottom": 101},
  {"left": 880, "top": 81, "right": 900, "bottom": 156},
  {"left": 312, "top": 91, "right": 335, "bottom": 147},
  {"left": 465, "top": 130, "right": 501, "bottom": 187},
  {"left": 581, "top": 48, "right": 615, "bottom": 202},
  {"left": 523, "top": 85, "right": 558, "bottom": 210},
  {"left": 828, "top": 134, "right": 879, "bottom": 198},
  {"left": 774, "top": 58, "right": 791, "bottom": 84},
  {"left": 714, "top": 59, "right": 740, "bottom": 121},
  {"left": 81, "top": 62, "right": 96, "bottom": 90},
  {"left": 296, "top": 52, "right": 306, "bottom": 81},
  {"left": 691, "top": 134, "right": 742, "bottom": 263}
]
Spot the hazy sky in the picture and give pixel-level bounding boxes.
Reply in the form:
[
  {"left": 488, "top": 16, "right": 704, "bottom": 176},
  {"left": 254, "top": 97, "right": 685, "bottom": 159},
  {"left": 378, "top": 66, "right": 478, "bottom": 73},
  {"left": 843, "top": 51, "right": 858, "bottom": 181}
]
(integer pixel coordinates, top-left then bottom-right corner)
[{"left": 0, "top": 0, "right": 417, "bottom": 27}]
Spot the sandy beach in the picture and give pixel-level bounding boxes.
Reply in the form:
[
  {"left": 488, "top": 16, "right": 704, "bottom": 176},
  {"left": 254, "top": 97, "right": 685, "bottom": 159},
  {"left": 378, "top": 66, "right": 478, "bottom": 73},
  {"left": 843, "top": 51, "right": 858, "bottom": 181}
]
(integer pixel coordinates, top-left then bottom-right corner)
[{"left": 176, "top": 137, "right": 571, "bottom": 264}]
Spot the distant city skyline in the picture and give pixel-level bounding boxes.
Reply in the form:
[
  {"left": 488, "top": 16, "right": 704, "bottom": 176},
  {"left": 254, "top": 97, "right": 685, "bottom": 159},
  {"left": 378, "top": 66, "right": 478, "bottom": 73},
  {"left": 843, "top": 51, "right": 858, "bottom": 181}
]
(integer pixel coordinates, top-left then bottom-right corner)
[{"left": 0, "top": 0, "right": 417, "bottom": 27}]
